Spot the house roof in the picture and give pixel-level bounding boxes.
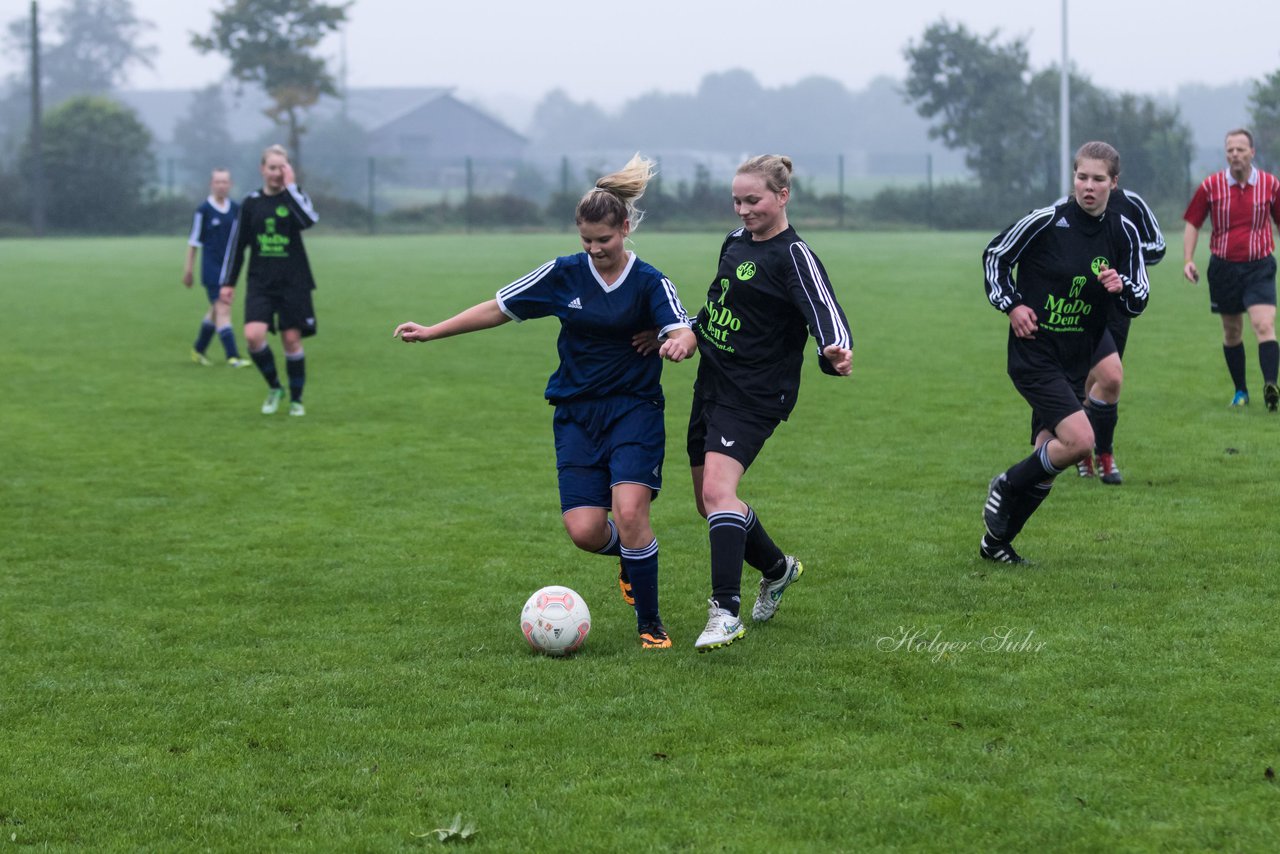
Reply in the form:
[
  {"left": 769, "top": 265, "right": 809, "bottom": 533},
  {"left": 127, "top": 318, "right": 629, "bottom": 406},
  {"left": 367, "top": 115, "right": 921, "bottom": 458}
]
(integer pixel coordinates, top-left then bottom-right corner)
[{"left": 117, "top": 85, "right": 509, "bottom": 144}]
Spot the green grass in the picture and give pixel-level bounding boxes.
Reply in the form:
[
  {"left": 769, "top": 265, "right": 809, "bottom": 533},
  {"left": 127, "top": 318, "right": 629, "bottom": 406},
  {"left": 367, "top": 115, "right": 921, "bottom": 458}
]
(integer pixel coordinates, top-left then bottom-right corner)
[{"left": 2, "top": 230, "right": 1278, "bottom": 851}]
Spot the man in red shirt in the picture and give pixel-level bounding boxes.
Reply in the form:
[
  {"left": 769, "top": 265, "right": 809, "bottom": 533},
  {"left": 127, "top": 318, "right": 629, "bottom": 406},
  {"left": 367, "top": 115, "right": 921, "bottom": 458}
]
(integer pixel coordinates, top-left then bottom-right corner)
[{"left": 1183, "top": 128, "right": 1280, "bottom": 411}]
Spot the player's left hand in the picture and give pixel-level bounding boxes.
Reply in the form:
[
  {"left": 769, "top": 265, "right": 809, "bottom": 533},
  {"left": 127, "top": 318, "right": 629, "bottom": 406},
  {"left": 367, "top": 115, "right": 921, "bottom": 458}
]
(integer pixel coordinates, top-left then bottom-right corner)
[
  {"left": 822, "top": 344, "right": 853, "bottom": 376},
  {"left": 631, "top": 328, "right": 659, "bottom": 356},
  {"left": 1098, "top": 267, "right": 1123, "bottom": 293}
]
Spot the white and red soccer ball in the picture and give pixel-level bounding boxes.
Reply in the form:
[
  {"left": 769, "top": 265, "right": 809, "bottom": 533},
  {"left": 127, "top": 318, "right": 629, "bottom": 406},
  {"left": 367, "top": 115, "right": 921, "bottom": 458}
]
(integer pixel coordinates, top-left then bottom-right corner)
[{"left": 521, "top": 585, "right": 591, "bottom": 656}]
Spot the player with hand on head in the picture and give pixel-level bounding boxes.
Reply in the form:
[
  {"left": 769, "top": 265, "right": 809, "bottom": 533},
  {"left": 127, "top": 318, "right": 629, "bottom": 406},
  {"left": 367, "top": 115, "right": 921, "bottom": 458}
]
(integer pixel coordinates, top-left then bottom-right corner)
[
  {"left": 393, "top": 154, "right": 696, "bottom": 650},
  {"left": 981, "top": 141, "right": 1149, "bottom": 565},
  {"left": 687, "top": 154, "right": 853, "bottom": 653},
  {"left": 220, "top": 145, "right": 321, "bottom": 417},
  {"left": 183, "top": 168, "right": 248, "bottom": 367},
  {"left": 1182, "top": 128, "right": 1280, "bottom": 411}
]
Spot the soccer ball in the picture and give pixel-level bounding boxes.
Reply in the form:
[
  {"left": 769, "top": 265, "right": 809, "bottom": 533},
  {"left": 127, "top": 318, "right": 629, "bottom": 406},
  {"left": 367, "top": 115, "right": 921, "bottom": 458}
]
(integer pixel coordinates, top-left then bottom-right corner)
[{"left": 520, "top": 585, "right": 591, "bottom": 656}]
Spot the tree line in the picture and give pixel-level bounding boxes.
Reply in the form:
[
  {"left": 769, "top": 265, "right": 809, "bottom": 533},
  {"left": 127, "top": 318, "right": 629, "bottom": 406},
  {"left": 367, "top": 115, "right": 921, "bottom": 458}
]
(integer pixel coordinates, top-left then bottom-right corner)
[{"left": 3, "top": 3, "right": 1280, "bottom": 235}]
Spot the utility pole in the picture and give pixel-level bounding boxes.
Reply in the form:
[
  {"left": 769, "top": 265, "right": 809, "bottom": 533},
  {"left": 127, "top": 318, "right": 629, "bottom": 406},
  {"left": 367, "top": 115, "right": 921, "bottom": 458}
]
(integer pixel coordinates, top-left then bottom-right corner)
[
  {"left": 1060, "top": 0, "right": 1071, "bottom": 194},
  {"left": 30, "top": 0, "right": 46, "bottom": 236}
]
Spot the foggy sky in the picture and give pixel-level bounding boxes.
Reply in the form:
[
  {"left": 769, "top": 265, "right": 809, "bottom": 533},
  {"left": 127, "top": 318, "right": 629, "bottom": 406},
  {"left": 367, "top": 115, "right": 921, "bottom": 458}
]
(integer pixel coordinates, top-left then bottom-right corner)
[{"left": 5, "top": 0, "right": 1279, "bottom": 121}]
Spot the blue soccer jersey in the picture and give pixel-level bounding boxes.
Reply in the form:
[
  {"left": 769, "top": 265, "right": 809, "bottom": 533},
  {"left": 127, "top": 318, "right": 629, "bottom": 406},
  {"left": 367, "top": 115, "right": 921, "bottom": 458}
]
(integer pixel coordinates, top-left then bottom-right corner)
[
  {"left": 496, "top": 252, "right": 691, "bottom": 404},
  {"left": 188, "top": 197, "right": 240, "bottom": 286}
]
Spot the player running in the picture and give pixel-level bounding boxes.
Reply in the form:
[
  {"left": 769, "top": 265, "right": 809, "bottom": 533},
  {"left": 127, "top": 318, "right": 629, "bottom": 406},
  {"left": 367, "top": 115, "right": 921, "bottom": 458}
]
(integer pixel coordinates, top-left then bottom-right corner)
[
  {"left": 393, "top": 154, "right": 695, "bottom": 650},
  {"left": 980, "top": 141, "right": 1149, "bottom": 565}
]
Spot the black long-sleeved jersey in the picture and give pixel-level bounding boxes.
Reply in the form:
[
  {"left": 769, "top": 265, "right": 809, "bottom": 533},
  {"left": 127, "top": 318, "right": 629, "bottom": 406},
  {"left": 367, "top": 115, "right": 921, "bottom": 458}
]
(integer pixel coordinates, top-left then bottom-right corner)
[
  {"left": 692, "top": 225, "right": 852, "bottom": 420},
  {"left": 220, "top": 184, "right": 319, "bottom": 291},
  {"left": 984, "top": 197, "right": 1149, "bottom": 377}
]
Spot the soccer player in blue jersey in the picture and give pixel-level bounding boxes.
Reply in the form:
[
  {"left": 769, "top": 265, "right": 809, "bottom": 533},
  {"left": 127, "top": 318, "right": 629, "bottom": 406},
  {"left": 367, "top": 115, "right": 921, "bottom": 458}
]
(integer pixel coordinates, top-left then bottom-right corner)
[
  {"left": 688, "top": 155, "right": 853, "bottom": 652},
  {"left": 220, "top": 145, "right": 321, "bottom": 417},
  {"left": 182, "top": 168, "right": 248, "bottom": 367},
  {"left": 393, "top": 155, "right": 696, "bottom": 650}
]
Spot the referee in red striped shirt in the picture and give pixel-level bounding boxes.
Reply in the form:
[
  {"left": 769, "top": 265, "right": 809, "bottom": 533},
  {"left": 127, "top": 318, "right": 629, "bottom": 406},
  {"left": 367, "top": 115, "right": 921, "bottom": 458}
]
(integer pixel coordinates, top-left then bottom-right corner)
[{"left": 1183, "top": 128, "right": 1280, "bottom": 411}]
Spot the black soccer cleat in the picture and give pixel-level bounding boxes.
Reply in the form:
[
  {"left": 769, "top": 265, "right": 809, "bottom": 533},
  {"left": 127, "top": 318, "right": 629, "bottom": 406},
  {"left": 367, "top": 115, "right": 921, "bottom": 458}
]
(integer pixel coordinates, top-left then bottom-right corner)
[
  {"left": 1265, "top": 383, "right": 1279, "bottom": 413},
  {"left": 983, "top": 474, "right": 1014, "bottom": 541},
  {"left": 980, "top": 535, "right": 1028, "bottom": 565}
]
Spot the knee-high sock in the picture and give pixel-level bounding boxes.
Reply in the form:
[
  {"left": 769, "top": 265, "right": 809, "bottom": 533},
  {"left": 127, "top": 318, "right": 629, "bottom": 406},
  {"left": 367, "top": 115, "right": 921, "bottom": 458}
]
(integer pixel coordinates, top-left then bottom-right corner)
[
  {"left": 194, "top": 320, "right": 216, "bottom": 354},
  {"left": 1003, "top": 442, "right": 1065, "bottom": 495},
  {"left": 1224, "top": 343, "right": 1247, "bottom": 394},
  {"left": 285, "top": 350, "right": 306, "bottom": 402},
  {"left": 249, "top": 343, "right": 281, "bottom": 389},
  {"left": 743, "top": 505, "right": 784, "bottom": 576},
  {"left": 1086, "top": 396, "right": 1118, "bottom": 455},
  {"left": 1005, "top": 480, "right": 1054, "bottom": 543},
  {"left": 621, "top": 538, "right": 659, "bottom": 627},
  {"left": 217, "top": 325, "right": 240, "bottom": 359},
  {"left": 1259, "top": 340, "right": 1279, "bottom": 385},
  {"left": 708, "top": 511, "right": 747, "bottom": 616},
  {"left": 593, "top": 519, "right": 621, "bottom": 557}
]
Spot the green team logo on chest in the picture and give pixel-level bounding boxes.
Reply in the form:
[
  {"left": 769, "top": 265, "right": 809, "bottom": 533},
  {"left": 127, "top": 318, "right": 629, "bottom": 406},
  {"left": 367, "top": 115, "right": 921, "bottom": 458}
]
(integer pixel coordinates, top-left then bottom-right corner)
[
  {"left": 258, "top": 215, "right": 291, "bottom": 257},
  {"left": 736, "top": 261, "right": 756, "bottom": 281},
  {"left": 700, "top": 276, "right": 741, "bottom": 351},
  {"left": 1090, "top": 256, "right": 1110, "bottom": 276}
]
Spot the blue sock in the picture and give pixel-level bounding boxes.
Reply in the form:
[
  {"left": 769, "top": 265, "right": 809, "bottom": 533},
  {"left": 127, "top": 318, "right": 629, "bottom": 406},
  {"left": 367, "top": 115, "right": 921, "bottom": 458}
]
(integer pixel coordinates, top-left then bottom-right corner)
[
  {"left": 217, "top": 326, "right": 240, "bottom": 359},
  {"left": 593, "top": 519, "right": 621, "bottom": 557},
  {"left": 194, "top": 320, "right": 215, "bottom": 354},
  {"left": 621, "top": 538, "right": 659, "bottom": 627},
  {"left": 285, "top": 350, "right": 306, "bottom": 402}
]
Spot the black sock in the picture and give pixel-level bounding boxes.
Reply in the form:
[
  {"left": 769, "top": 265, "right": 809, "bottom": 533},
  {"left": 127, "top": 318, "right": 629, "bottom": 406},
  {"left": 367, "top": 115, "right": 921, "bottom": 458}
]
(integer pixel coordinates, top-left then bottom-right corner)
[
  {"left": 1259, "top": 340, "right": 1279, "bottom": 385},
  {"left": 1224, "top": 343, "right": 1247, "bottom": 394},
  {"left": 743, "top": 505, "right": 784, "bottom": 576},
  {"left": 1005, "top": 480, "right": 1054, "bottom": 542},
  {"left": 1087, "top": 397, "right": 1118, "bottom": 455},
  {"left": 708, "top": 511, "right": 746, "bottom": 617},
  {"left": 285, "top": 351, "right": 306, "bottom": 402},
  {"left": 1004, "top": 443, "right": 1062, "bottom": 495},
  {"left": 250, "top": 344, "right": 281, "bottom": 389}
]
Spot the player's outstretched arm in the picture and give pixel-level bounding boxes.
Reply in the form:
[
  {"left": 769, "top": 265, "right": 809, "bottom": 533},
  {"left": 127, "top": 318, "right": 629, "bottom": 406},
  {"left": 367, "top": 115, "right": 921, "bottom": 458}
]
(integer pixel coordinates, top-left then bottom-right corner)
[{"left": 394, "top": 299, "right": 510, "bottom": 343}]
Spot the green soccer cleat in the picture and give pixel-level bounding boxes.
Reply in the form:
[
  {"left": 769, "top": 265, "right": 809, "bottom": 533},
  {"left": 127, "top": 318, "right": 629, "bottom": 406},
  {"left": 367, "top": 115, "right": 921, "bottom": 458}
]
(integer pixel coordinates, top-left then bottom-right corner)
[
  {"left": 289, "top": 401, "right": 306, "bottom": 417},
  {"left": 191, "top": 349, "right": 212, "bottom": 366},
  {"left": 261, "top": 387, "right": 285, "bottom": 414},
  {"left": 227, "top": 357, "right": 251, "bottom": 368}
]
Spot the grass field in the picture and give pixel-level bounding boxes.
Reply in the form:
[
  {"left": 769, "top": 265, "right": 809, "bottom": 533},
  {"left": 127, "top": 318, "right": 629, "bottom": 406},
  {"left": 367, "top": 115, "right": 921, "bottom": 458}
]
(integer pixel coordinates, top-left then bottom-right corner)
[{"left": 2, "top": 229, "right": 1278, "bottom": 851}]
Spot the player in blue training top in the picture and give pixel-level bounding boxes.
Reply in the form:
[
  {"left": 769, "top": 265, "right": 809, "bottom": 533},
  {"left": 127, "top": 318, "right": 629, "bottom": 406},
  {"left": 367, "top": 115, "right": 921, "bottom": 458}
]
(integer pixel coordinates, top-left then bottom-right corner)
[
  {"left": 393, "top": 154, "right": 696, "bottom": 650},
  {"left": 182, "top": 168, "right": 248, "bottom": 367}
]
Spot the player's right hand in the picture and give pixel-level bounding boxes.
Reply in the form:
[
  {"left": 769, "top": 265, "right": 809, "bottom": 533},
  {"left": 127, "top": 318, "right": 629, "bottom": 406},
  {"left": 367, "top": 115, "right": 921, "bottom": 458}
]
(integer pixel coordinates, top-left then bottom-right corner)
[
  {"left": 182, "top": 272, "right": 193, "bottom": 287},
  {"left": 1183, "top": 261, "right": 1200, "bottom": 283},
  {"left": 1009, "top": 304, "right": 1038, "bottom": 339},
  {"left": 393, "top": 322, "right": 431, "bottom": 342}
]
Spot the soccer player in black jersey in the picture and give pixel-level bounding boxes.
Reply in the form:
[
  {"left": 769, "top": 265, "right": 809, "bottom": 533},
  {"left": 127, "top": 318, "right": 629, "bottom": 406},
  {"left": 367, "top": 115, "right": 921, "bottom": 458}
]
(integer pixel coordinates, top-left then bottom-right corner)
[
  {"left": 1075, "top": 188, "right": 1165, "bottom": 484},
  {"left": 219, "top": 145, "right": 320, "bottom": 417},
  {"left": 688, "top": 155, "right": 853, "bottom": 652},
  {"left": 981, "top": 142, "right": 1150, "bottom": 565}
]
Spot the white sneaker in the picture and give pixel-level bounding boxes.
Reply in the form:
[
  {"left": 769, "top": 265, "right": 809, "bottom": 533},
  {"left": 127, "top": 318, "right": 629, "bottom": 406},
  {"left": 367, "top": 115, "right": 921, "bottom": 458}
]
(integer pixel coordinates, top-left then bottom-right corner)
[
  {"left": 752, "top": 555, "right": 804, "bottom": 622},
  {"left": 695, "top": 600, "right": 745, "bottom": 652},
  {"left": 261, "top": 388, "right": 285, "bottom": 414},
  {"left": 289, "top": 401, "right": 306, "bottom": 417}
]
